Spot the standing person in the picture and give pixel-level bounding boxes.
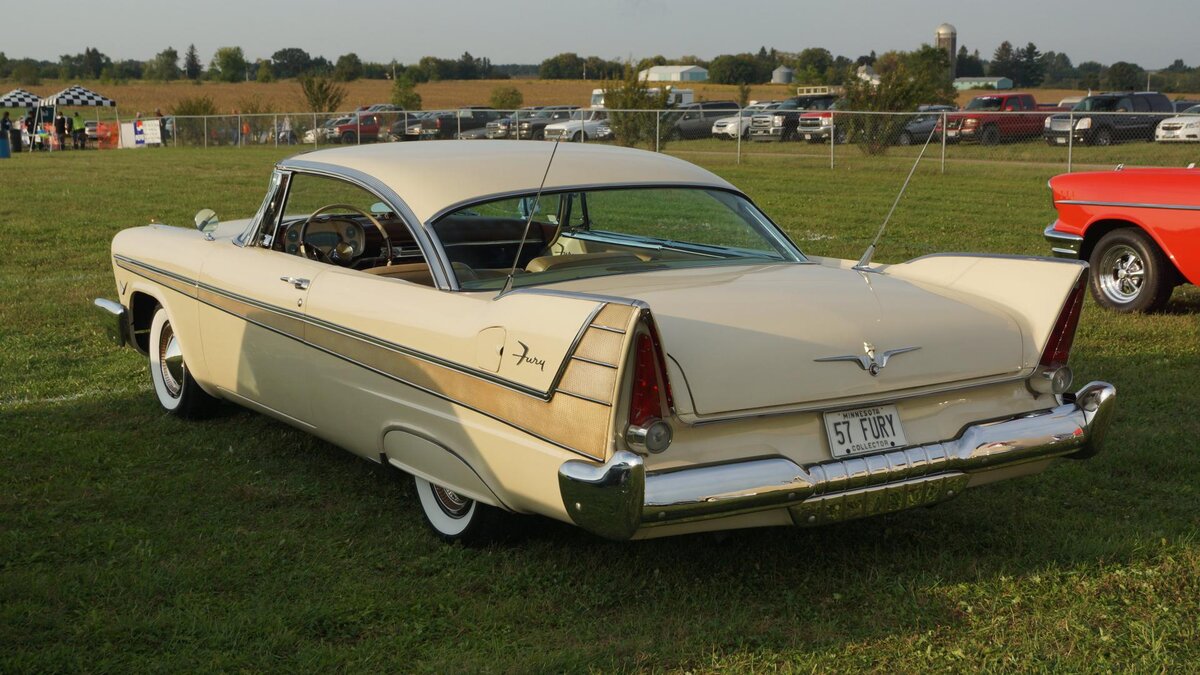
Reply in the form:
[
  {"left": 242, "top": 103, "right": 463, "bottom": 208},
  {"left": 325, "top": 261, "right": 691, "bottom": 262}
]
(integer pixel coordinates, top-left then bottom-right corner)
[
  {"left": 1, "top": 112, "right": 12, "bottom": 155},
  {"left": 54, "top": 110, "right": 67, "bottom": 150},
  {"left": 72, "top": 112, "right": 86, "bottom": 149},
  {"left": 24, "top": 111, "right": 36, "bottom": 151},
  {"left": 64, "top": 112, "right": 74, "bottom": 150}
]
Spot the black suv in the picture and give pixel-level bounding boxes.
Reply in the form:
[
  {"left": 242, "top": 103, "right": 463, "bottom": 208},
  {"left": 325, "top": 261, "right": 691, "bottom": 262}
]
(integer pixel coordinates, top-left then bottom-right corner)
[
  {"left": 1044, "top": 92, "right": 1173, "bottom": 146},
  {"left": 664, "top": 101, "right": 740, "bottom": 139}
]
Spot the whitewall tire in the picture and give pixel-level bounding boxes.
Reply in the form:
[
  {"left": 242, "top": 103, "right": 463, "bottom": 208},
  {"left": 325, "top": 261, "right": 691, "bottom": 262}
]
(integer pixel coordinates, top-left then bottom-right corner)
[
  {"left": 148, "top": 307, "right": 218, "bottom": 418},
  {"left": 413, "top": 476, "right": 503, "bottom": 544}
]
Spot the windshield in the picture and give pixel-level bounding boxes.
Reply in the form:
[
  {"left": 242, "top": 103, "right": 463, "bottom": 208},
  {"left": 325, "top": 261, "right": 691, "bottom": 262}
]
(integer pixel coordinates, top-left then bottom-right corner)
[
  {"left": 965, "top": 97, "right": 1003, "bottom": 111},
  {"left": 432, "top": 187, "right": 804, "bottom": 291},
  {"left": 1074, "top": 97, "right": 1118, "bottom": 112},
  {"left": 1183, "top": 105, "right": 1200, "bottom": 115}
]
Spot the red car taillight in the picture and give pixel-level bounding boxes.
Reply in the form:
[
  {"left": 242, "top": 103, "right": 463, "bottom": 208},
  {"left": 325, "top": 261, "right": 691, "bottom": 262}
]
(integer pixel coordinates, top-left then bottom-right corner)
[
  {"left": 1030, "top": 272, "right": 1086, "bottom": 395},
  {"left": 629, "top": 334, "right": 664, "bottom": 427},
  {"left": 1041, "top": 273, "right": 1086, "bottom": 369},
  {"left": 626, "top": 328, "right": 673, "bottom": 453}
]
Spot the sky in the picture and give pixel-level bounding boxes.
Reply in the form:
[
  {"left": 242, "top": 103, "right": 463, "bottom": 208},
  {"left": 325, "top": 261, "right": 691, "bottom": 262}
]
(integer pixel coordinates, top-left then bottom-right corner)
[{"left": 9, "top": 0, "right": 1197, "bottom": 70}]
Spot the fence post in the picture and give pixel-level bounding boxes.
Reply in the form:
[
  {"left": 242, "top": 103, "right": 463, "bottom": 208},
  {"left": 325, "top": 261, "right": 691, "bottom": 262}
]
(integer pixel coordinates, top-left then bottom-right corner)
[
  {"left": 940, "top": 111, "right": 947, "bottom": 174},
  {"left": 203, "top": 116, "right": 208, "bottom": 149},
  {"left": 173, "top": 117, "right": 178, "bottom": 148},
  {"left": 457, "top": 111, "right": 462, "bottom": 139},
  {"left": 655, "top": 111, "right": 660, "bottom": 153},
  {"left": 312, "top": 113, "right": 318, "bottom": 147},
  {"left": 1067, "top": 112, "right": 1074, "bottom": 173},
  {"left": 829, "top": 111, "right": 835, "bottom": 170},
  {"left": 273, "top": 114, "right": 278, "bottom": 147},
  {"left": 237, "top": 114, "right": 242, "bottom": 147},
  {"left": 356, "top": 113, "right": 361, "bottom": 145},
  {"left": 736, "top": 106, "right": 742, "bottom": 164}
]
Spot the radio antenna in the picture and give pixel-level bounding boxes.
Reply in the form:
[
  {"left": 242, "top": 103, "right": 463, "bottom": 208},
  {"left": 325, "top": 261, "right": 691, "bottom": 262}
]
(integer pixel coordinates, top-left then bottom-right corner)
[
  {"left": 497, "top": 138, "right": 563, "bottom": 299},
  {"left": 853, "top": 122, "right": 939, "bottom": 271}
]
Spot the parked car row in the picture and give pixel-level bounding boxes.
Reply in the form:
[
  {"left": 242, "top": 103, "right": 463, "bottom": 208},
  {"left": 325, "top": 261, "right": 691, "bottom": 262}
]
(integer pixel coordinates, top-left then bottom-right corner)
[{"left": 299, "top": 92, "right": 1200, "bottom": 149}]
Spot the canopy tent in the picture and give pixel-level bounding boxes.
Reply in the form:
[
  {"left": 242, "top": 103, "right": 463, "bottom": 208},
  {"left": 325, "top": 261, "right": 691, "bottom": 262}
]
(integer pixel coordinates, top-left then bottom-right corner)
[
  {"left": 40, "top": 84, "right": 117, "bottom": 108},
  {"left": 0, "top": 88, "right": 41, "bottom": 108},
  {"left": 32, "top": 84, "right": 119, "bottom": 151}
]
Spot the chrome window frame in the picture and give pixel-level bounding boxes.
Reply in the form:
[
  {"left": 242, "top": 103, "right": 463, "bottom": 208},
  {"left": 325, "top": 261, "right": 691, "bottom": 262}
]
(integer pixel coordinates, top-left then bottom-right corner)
[{"left": 240, "top": 159, "right": 453, "bottom": 290}]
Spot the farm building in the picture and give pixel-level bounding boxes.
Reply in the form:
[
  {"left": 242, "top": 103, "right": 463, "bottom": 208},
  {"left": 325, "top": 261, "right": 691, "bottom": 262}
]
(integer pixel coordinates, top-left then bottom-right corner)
[
  {"left": 954, "top": 76, "right": 1013, "bottom": 91},
  {"left": 638, "top": 65, "right": 709, "bottom": 82}
]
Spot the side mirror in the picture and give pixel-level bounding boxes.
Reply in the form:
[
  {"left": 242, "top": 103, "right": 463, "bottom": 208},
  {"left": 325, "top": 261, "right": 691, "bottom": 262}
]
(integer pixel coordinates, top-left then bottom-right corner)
[
  {"left": 1005, "top": 105, "right": 1016, "bottom": 112},
  {"left": 194, "top": 208, "right": 218, "bottom": 234}
]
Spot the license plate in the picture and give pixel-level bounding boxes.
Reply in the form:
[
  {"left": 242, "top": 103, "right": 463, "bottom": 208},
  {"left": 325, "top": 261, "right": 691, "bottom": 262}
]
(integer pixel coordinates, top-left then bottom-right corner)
[
  {"left": 804, "top": 133, "right": 813, "bottom": 140},
  {"left": 947, "top": 130, "right": 958, "bottom": 137},
  {"left": 824, "top": 405, "right": 907, "bottom": 458},
  {"left": 1056, "top": 137, "right": 1066, "bottom": 144},
  {"left": 1163, "top": 133, "right": 1178, "bottom": 138}
]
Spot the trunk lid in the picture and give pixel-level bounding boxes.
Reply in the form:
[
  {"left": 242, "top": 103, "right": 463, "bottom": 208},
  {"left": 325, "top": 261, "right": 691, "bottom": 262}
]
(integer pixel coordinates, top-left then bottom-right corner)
[{"left": 550, "top": 263, "right": 1025, "bottom": 416}]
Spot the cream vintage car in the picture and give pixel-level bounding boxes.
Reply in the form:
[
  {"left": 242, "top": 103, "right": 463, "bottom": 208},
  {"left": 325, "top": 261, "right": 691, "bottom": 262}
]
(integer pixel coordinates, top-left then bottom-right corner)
[{"left": 94, "top": 141, "right": 1116, "bottom": 542}]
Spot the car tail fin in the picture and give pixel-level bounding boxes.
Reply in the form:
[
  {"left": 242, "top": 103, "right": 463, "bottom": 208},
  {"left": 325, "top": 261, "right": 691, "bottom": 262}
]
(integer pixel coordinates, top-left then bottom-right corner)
[{"left": 1040, "top": 271, "right": 1087, "bottom": 369}]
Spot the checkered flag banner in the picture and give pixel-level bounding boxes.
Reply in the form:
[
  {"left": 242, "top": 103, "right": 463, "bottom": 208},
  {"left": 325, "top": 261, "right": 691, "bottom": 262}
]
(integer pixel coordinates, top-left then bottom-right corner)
[
  {"left": 40, "top": 85, "right": 116, "bottom": 107},
  {"left": 0, "top": 88, "right": 41, "bottom": 108}
]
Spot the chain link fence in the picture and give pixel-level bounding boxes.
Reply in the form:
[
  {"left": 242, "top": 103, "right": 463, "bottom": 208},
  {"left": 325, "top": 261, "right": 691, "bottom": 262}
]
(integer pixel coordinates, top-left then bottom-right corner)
[{"left": 150, "top": 107, "right": 1200, "bottom": 173}]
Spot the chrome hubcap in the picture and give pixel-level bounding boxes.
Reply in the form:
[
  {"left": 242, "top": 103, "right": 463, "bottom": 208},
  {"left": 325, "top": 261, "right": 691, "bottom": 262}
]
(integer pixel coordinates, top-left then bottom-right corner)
[
  {"left": 159, "top": 323, "right": 184, "bottom": 397},
  {"left": 1099, "top": 244, "right": 1145, "bottom": 303},
  {"left": 431, "top": 484, "right": 471, "bottom": 519}
]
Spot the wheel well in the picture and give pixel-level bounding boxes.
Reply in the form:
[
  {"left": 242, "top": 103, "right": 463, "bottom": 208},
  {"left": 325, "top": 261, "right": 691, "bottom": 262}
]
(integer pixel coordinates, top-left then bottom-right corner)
[
  {"left": 1082, "top": 220, "right": 1185, "bottom": 283},
  {"left": 128, "top": 291, "right": 159, "bottom": 355}
]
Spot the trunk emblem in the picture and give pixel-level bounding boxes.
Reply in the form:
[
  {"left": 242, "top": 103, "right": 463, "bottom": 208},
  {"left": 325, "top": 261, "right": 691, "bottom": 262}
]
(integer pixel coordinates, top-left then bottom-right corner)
[{"left": 815, "top": 343, "right": 920, "bottom": 376}]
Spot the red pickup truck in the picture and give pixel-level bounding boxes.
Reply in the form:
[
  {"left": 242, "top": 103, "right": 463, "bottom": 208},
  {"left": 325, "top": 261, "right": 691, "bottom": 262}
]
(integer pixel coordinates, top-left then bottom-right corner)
[
  {"left": 937, "top": 93, "right": 1062, "bottom": 144},
  {"left": 333, "top": 114, "right": 383, "bottom": 144}
]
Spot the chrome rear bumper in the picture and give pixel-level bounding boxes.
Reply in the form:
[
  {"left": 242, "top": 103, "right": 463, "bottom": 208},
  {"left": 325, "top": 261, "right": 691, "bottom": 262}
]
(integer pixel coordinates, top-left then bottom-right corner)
[{"left": 559, "top": 382, "right": 1116, "bottom": 540}]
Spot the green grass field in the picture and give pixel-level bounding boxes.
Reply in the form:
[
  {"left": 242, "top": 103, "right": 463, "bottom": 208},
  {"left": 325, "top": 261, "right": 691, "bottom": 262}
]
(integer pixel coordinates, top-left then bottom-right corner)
[{"left": 2, "top": 147, "right": 1198, "bottom": 672}]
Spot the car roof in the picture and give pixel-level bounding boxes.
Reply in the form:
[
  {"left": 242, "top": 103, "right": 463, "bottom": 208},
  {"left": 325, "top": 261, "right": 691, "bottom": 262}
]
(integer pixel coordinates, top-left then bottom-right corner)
[{"left": 281, "top": 141, "right": 738, "bottom": 223}]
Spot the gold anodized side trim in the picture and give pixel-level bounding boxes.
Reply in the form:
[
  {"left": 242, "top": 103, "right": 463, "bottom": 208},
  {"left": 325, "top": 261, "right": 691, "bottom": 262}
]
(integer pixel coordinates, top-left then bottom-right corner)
[{"left": 116, "top": 255, "right": 638, "bottom": 461}]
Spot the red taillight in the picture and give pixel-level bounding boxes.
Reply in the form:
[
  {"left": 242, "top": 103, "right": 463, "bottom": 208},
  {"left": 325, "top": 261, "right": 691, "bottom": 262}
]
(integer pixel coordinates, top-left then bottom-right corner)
[
  {"left": 629, "top": 334, "right": 663, "bottom": 427},
  {"left": 1040, "top": 273, "right": 1087, "bottom": 368},
  {"left": 435, "top": 118, "right": 442, "bottom": 129}
]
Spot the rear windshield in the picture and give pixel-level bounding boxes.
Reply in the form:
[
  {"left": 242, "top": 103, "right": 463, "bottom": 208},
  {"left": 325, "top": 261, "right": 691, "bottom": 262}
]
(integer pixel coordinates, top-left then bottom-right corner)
[
  {"left": 1074, "top": 97, "right": 1118, "bottom": 112},
  {"left": 965, "top": 97, "right": 1003, "bottom": 111},
  {"left": 432, "top": 187, "right": 804, "bottom": 291}
]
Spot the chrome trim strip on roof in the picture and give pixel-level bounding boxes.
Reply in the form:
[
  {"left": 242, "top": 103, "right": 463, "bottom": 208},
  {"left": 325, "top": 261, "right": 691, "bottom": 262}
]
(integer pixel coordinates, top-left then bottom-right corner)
[{"left": 1055, "top": 199, "right": 1200, "bottom": 212}]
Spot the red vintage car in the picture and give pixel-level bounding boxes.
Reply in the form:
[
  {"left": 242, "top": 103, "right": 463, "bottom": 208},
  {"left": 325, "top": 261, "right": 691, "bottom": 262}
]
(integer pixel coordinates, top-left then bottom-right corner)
[{"left": 1045, "top": 167, "right": 1200, "bottom": 312}]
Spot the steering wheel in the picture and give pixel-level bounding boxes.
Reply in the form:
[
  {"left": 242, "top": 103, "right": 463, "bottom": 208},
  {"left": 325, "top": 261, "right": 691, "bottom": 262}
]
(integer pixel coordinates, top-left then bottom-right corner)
[{"left": 297, "top": 203, "right": 393, "bottom": 267}]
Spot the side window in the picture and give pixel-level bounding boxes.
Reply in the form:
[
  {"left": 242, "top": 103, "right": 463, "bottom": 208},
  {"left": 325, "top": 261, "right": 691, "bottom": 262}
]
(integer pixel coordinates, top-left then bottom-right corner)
[
  {"left": 275, "top": 173, "right": 423, "bottom": 272},
  {"left": 1116, "top": 98, "right": 1132, "bottom": 112},
  {"left": 1132, "top": 97, "right": 1150, "bottom": 112}
]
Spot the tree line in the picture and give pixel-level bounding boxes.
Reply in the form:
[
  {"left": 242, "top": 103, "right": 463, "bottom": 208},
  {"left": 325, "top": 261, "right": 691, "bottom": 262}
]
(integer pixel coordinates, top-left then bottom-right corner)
[{"left": 1, "top": 43, "right": 1198, "bottom": 94}]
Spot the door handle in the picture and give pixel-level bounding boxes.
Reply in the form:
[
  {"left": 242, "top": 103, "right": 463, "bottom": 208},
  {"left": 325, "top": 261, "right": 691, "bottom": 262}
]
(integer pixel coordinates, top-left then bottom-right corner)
[{"left": 280, "top": 276, "right": 309, "bottom": 290}]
